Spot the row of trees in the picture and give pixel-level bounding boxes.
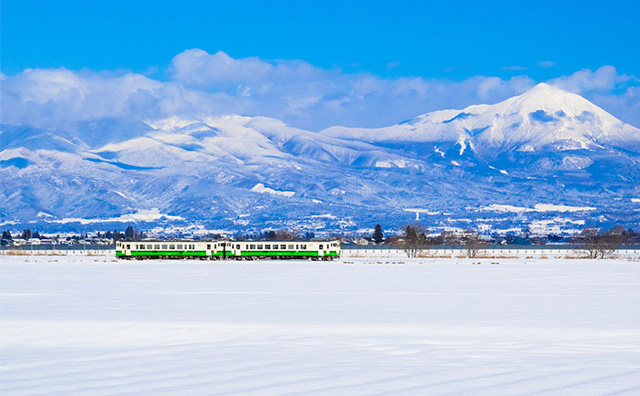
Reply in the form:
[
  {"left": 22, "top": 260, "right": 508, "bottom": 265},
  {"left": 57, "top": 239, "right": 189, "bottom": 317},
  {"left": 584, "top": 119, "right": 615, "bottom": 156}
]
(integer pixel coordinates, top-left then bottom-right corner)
[
  {"left": 371, "top": 223, "right": 637, "bottom": 258},
  {"left": 1, "top": 229, "right": 131, "bottom": 243},
  {"left": 396, "top": 223, "right": 485, "bottom": 258},
  {"left": 234, "top": 229, "right": 316, "bottom": 241},
  {"left": 1, "top": 229, "right": 43, "bottom": 240}
]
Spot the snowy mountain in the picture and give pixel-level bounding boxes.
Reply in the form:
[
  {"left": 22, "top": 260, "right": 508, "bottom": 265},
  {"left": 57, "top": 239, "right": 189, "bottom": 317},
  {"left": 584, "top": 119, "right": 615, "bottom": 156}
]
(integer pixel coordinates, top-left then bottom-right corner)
[{"left": 2, "top": 83, "right": 640, "bottom": 233}]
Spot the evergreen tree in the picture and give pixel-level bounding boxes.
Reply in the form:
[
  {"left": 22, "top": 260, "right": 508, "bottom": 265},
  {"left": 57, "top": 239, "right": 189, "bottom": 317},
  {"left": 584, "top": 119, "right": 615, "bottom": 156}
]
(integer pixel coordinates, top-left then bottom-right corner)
[
  {"left": 1, "top": 230, "right": 12, "bottom": 240},
  {"left": 372, "top": 224, "right": 384, "bottom": 244},
  {"left": 21, "top": 229, "right": 32, "bottom": 240},
  {"left": 125, "top": 226, "right": 135, "bottom": 241}
]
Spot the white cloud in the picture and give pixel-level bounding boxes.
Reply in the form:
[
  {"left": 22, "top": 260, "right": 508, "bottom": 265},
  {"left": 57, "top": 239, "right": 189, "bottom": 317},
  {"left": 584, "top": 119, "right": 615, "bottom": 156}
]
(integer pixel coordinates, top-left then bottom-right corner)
[
  {"left": 500, "top": 65, "right": 528, "bottom": 71},
  {"left": 1, "top": 50, "right": 638, "bottom": 130},
  {"left": 537, "top": 61, "right": 555, "bottom": 69},
  {"left": 550, "top": 65, "right": 634, "bottom": 93}
]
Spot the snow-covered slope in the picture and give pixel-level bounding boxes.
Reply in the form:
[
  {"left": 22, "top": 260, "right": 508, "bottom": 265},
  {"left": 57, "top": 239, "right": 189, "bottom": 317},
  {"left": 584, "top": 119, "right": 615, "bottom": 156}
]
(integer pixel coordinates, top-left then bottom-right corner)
[
  {"left": 323, "top": 83, "right": 640, "bottom": 153},
  {"left": 1, "top": 84, "right": 640, "bottom": 231}
]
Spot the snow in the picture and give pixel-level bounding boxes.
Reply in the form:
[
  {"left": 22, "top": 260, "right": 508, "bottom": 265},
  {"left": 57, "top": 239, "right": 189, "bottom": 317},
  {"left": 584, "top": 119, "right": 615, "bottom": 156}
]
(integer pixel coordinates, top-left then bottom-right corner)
[
  {"left": 250, "top": 183, "right": 295, "bottom": 197},
  {"left": 50, "top": 208, "right": 184, "bottom": 224},
  {"left": 321, "top": 83, "right": 640, "bottom": 155},
  {"left": 113, "top": 190, "right": 133, "bottom": 200},
  {"left": 4, "top": 85, "right": 640, "bottom": 230},
  {"left": 2, "top": 254, "right": 640, "bottom": 395},
  {"left": 456, "top": 137, "right": 467, "bottom": 155},
  {"left": 483, "top": 203, "right": 597, "bottom": 213},
  {"left": 533, "top": 203, "right": 596, "bottom": 212}
]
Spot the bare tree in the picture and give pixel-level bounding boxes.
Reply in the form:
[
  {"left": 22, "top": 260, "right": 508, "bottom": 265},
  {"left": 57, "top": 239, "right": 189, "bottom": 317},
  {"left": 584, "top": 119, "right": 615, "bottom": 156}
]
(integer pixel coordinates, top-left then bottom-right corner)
[
  {"left": 461, "top": 229, "right": 484, "bottom": 258},
  {"left": 275, "top": 229, "right": 301, "bottom": 241},
  {"left": 576, "top": 227, "right": 626, "bottom": 259},
  {"left": 597, "top": 227, "right": 627, "bottom": 258},
  {"left": 398, "top": 223, "right": 428, "bottom": 258},
  {"left": 576, "top": 228, "right": 601, "bottom": 259}
]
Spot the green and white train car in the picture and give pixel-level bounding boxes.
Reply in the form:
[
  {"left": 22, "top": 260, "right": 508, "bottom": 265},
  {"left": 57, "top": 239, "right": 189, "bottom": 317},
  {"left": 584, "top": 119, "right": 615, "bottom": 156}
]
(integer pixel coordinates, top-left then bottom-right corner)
[{"left": 116, "top": 240, "right": 340, "bottom": 260}]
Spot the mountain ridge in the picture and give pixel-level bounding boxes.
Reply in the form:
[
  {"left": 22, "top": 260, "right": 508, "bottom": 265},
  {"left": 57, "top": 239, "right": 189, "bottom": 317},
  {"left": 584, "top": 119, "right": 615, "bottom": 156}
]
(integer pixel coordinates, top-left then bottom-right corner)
[{"left": 2, "top": 84, "right": 640, "bottom": 233}]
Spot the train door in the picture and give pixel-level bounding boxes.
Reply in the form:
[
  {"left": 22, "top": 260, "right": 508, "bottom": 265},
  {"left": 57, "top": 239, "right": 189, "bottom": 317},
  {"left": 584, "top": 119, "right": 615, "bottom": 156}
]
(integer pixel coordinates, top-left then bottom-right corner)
[
  {"left": 318, "top": 243, "right": 324, "bottom": 259},
  {"left": 206, "top": 243, "right": 211, "bottom": 258},
  {"left": 125, "top": 243, "right": 131, "bottom": 257}
]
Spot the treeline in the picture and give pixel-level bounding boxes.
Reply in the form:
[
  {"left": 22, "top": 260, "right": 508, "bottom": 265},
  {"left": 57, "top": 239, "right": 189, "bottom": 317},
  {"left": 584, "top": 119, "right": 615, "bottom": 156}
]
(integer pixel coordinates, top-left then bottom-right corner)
[
  {"left": 1, "top": 229, "right": 129, "bottom": 245},
  {"left": 365, "top": 223, "right": 640, "bottom": 258},
  {"left": 234, "top": 229, "right": 316, "bottom": 241}
]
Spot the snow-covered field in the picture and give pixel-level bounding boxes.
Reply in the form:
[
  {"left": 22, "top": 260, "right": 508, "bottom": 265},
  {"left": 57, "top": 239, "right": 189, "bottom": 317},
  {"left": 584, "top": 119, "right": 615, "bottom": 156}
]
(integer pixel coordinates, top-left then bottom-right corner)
[{"left": 2, "top": 255, "right": 640, "bottom": 395}]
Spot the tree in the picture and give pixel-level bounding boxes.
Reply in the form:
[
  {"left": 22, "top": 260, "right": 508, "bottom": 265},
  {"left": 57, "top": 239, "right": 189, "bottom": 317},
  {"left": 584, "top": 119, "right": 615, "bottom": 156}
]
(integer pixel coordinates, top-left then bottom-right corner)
[
  {"left": 461, "top": 230, "right": 484, "bottom": 258},
  {"left": 576, "top": 227, "right": 625, "bottom": 259},
  {"left": 21, "top": 229, "right": 32, "bottom": 240},
  {"left": 275, "top": 229, "right": 300, "bottom": 240},
  {"left": 372, "top": 224, "right": 384, "bottom": 245},
  {"left": 125, "top": 226, "right": 135, "bottom": 241},
  {"left": 112, "top": 230, "right": 124, "bottom": 242},
  {"left": 576, "top": 228, "right": 601, "bottom": 259},
  {"left": 1, "top": 230, "right": 12, "bottom": 240},
  {"left": 598, "top": 227, "right": 627, "bottom": 258},
  {"left": 399, "top": 223, "right": 428, "bottom": 258}
]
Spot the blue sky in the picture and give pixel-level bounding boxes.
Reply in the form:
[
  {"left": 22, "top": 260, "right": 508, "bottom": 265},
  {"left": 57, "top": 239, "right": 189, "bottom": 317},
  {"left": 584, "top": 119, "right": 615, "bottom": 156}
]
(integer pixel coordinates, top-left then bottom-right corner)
[{"left": 2, "top": 0, "right": 639, "bottom": 129}]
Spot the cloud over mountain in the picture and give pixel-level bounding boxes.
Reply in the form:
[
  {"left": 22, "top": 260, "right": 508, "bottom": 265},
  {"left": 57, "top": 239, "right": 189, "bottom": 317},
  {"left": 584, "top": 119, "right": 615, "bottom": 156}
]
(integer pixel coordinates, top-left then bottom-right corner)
[{"left": 1, "top": 50, "right": 638, "bottom": 131}]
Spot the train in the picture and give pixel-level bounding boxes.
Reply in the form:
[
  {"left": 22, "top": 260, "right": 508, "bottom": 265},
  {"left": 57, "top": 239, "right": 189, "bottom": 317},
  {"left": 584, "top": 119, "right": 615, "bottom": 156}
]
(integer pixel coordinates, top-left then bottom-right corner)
[{"left": 116, "top": 239, "right": 341, "bottom": 260}]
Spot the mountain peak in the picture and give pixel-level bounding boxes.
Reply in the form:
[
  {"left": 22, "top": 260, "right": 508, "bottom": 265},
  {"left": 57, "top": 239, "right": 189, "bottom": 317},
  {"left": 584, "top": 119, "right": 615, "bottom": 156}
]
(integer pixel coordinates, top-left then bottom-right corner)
[{"left": 489, "top": 82, "right": 618, "bottom": 123}]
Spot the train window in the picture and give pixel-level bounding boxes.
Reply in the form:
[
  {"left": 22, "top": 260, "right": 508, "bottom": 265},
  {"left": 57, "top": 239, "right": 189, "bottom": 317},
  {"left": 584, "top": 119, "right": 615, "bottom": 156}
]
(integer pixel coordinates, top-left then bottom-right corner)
[
  {"left": 169, "top": 244, "right": 175, "bottom": 249},
  {"left": 207, "top": 244, "right": 211, "bottom": 249},
  {"left": 236, "top": 244, "right": 240, "bottom": 249},
  {"left": 162, "top": 244, "right": 167, "bottom": 249},
  {"left": 250, "top": 244, "right": 256, "bottom": 249},
  {"left": 257, "top": 244, "right": 263, "bottom": 249},
  {"left": 288, "top": 244, "right": 294, "bottom": 249},
  {"left": 177, "top": 244, "right": 183, "bottom": 249},
  {"left": 127, "top": 244, "right": 131, "bottom": 249},
  {"left": 319, "top": 244, "right": 323, "bottom": 249},
  {"left": 190, "top": 244, "right": 195, "bottom": 249},
  {"left": 139, "top": 245, "right": 144, "bottom": 250},
  {"left": 281, "top": 244, "right": 286, "bottom": 249},
  {"left": 154, "top": 244, "right": 159, "bottom": 249},
  {"left": 245, "top": 244, "right": 249, "bottom": 249},
  {"left": 146, "top": 244, "right": 152, "bottom": 249},
  {"left": 296, "top": 244, "right": 299, "bottom": 249},
  {"left": 272, "top": 245, "right": 278, "bottom": 250},
  {"left": 265, "top": 244, "right": 270, "bottom": 249},
  {"left": 301, "top": 244, "right": 307, "bottom": 249}
]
